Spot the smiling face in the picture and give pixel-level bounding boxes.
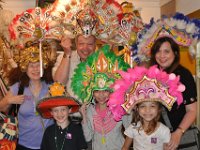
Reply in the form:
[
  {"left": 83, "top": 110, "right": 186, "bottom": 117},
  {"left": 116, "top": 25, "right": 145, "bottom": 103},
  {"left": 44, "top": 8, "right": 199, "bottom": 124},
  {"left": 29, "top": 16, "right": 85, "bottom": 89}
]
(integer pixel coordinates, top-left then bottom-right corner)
[
  {"left": 155, "top": 41, "right": 175, "bottom": 70},
  {"left": 138, "top": 101, "right": 160, "bottom": 124},
  {"left": 76, "top": 35, "right": 96, "bottom": 61},
  {"left": 51, "top": 106, "right": 69, "bottom": 126},
  {"left": 93, "top": 90, "right": 110, "bottom": 105},
  {"left": 26, "top": 62, "right": 41, "bottom": 81}
]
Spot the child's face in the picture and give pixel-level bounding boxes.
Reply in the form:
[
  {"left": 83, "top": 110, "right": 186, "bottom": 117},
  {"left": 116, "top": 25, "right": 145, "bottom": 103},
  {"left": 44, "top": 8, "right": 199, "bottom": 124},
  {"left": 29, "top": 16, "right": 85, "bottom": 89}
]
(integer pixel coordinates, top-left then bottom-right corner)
[
  {"left": 51, "top": 106, "right": 70, "bottom": 125},
  {"left": 93, "top": 90, "right": 110, "bottom": 104},
  {"left": 138, "top": 101, "right": 159, "bottom": 123}
]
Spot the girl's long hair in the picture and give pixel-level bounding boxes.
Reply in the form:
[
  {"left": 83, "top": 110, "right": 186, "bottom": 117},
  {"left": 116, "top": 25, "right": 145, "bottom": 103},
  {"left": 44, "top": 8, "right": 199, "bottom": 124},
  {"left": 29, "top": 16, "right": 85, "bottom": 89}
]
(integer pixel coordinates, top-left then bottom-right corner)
[{"left": 132, "top": 102, "right": 162, "bottom": 134}]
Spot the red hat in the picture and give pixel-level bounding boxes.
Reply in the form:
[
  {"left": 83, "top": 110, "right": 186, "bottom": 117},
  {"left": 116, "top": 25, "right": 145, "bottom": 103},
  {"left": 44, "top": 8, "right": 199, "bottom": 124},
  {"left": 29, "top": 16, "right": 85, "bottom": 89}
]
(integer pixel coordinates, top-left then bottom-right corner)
[{"left": 37, "top": 82, "right": 80, "bottom": 118}]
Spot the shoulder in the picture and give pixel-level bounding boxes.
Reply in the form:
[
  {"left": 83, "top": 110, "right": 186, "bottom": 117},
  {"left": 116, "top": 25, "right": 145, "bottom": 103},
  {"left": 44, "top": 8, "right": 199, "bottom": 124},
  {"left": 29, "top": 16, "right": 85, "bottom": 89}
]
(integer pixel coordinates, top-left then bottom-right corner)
[
  {"left": 43, "top": 124, "right": 56, "bottom": 137},
  {"left": 45, "top": 124, "right": 55, "bottom": 131},
  {"left": 174, "top": 65, "right": 193, "bottom": 77},
  {"left": 71, "top": 51, "right": 80, "bottom": 60},
  {"left": 87, "top": 103, "right": 95, "bottom": 113},
  {"left": 174, "top": 65, "right": 195, "bottom": 87},
  {"left": 158, "top": 122, "right": 170, "bottom": 132},
  {"left": 69, "top": 122, "right": 83, "bottom": 129},
  {"left": 68, "top": 122, "right": 84, "bottom": 133},
  {"left": 9, "top": 82, "right": 20, "bottom": 95}
]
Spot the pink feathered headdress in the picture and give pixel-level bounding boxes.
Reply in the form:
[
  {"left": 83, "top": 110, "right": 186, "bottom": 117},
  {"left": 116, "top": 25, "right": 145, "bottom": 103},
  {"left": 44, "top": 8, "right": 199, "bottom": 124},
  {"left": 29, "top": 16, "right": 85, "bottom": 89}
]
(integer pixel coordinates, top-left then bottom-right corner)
[{"left": 107, "top": 65, "right": 185, "bottom": 121}]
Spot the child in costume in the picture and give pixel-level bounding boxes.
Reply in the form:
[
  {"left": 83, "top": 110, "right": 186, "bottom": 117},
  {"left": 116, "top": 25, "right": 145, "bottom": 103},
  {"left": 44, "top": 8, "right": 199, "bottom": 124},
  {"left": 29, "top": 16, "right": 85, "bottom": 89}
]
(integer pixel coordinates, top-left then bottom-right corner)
[
  {"left": 37, "top": 82, "right": 88, "bottom": 150},
  {"left": 71, "top": 45, "right": 132, "bottom": 150},
  {"left": 107, "top": 66, "right": 185, "bottom": 150}
]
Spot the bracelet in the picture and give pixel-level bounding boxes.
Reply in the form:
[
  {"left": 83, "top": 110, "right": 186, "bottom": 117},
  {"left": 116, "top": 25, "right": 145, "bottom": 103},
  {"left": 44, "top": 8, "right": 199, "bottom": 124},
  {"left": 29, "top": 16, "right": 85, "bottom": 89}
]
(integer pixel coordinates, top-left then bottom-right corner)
[
  {"left": 177, "top": 126, "right": 185, "bottom": 134},
  {"left": 63, "top": 53, "right": 71, "bottom": 59}
]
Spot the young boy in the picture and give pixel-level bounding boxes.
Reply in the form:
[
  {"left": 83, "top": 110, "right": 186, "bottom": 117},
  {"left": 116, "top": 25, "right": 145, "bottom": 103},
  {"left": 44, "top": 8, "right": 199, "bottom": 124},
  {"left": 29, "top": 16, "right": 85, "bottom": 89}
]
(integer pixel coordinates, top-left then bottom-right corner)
[{"left": 37, "top": 82, "right": 87, "bottom": 150}]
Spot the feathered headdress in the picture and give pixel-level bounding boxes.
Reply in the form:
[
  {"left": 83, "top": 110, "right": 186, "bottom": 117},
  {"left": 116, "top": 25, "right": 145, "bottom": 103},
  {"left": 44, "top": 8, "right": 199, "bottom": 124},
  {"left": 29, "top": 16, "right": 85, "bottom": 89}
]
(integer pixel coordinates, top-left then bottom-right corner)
[
  {"left": 108, "top": 65, "right": 185, "bottom": 121},
  {"left": 71, "top": 45, "right": 130, "bottom": 103},
  {"left": 132, "top": 13, "right": 200, "bottom": 64},
  {"left": 9, "top": 6, "right": 64, "bottom": 75},
  {"left": 9, "top": 7, "right": 64, "bottom": 47}
]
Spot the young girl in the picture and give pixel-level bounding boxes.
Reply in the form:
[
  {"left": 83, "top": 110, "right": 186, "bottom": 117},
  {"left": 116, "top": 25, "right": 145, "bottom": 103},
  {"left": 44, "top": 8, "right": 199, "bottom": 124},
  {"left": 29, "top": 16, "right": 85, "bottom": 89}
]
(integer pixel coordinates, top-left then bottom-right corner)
[
  {"left": 71, "top": 45, "right": 132, "bottom": 150},
  {"left": 122, "top": 101, "right": 170, "bottom": 150},
  {"left": 37, "top": 82, "right": 87, "bottom": 150},
  {"left": 107, "top": 65, "right": 185, "bottom": 150}
]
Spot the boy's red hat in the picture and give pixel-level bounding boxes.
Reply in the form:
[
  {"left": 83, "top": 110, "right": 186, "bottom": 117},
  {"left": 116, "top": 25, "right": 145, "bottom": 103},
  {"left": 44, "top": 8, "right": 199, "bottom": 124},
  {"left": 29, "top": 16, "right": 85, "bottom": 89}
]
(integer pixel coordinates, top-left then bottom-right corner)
[{"left": 37, "top": 82, "right": 80, "bottom": 118}]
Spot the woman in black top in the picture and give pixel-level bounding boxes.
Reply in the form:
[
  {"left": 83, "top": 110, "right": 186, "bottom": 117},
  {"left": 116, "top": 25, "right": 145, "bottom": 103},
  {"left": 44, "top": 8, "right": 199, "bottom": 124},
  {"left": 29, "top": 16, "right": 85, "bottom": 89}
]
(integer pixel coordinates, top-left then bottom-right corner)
[{"left": 150, "top": 37, "right": 197, "bottom": 150}]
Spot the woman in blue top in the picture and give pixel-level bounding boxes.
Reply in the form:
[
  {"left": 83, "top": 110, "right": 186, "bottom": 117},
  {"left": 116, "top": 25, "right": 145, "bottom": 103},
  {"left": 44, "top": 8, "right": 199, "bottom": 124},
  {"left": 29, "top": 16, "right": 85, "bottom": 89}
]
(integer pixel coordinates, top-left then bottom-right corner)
[{"left": 0, "top": 41, "right": 54, "bottom": 150}]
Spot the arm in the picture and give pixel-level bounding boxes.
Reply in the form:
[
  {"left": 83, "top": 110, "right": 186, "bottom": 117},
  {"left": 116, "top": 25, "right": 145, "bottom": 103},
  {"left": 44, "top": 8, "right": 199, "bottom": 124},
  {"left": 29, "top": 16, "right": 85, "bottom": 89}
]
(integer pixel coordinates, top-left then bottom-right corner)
[
  {"left": 0, "top": 91, "right": 24, "bottom": 112},
  {"left": 53, "top": 36, "right": 72, "bottom": 84},
  {"left": 40, "top": 130, "right": 48, "bottom": 150},
  {"left": 122, "top": 112, "right": 133, "bottom": 129},
  {"left": 80, "top": 103, "right": 94, "bottom": 142},
  {"left": 121, "top": 136, "right": 133, "bottom": 150},
  {"left": 167, "top": 102, "right": 197, "bottom": 150},
  {"left": 77, "top": 124, "right": 88, "bottom": 150}
]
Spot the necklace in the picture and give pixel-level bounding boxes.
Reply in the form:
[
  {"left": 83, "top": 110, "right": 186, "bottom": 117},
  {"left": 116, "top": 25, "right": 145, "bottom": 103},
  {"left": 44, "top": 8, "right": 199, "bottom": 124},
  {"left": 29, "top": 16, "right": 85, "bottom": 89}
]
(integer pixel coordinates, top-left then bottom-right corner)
[{"left": 54, "top": 126, "right": 67, "bottom": 150}]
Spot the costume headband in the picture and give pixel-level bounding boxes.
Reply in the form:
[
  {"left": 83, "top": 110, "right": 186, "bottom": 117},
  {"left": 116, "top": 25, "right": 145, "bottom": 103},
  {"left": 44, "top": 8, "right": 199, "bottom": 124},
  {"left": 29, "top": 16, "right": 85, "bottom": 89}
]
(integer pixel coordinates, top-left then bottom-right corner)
[
  {"left": 71, "top": 45, "right": 130, "bottom": 103},
  {"left": 108, "top": 65, "right": 185, "bottom": 121},
  {"left": 132, "top": 13, "right": 200, "bottom": 64},
  {"left": 37, "top": 82, "right": 80, "bottom": 118}
]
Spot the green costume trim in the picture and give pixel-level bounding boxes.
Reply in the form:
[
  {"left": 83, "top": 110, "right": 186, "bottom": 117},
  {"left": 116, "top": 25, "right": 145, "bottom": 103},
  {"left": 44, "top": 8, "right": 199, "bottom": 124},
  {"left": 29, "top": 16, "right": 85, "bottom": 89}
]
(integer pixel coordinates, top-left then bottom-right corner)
[{"left": 71, "top": 45, "right": 130, "bottom": 103}]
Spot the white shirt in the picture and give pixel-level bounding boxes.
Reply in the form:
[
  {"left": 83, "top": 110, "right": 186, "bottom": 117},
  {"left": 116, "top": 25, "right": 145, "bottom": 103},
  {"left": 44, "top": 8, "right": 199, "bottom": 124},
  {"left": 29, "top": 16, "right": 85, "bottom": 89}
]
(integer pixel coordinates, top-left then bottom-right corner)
[{"left": 124, "top": 122, "right": 171, "bottom": 150}]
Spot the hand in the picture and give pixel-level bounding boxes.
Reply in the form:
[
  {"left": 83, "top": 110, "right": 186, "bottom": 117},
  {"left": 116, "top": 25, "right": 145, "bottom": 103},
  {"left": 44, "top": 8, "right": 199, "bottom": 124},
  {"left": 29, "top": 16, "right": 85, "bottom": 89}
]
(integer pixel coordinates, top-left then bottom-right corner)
[
  {"left": 163, "top": 143, "right": 169, "bottom": 150},
  {"left": 79, "top": 102, "right": 88, "bottom": 123},
  {"left": 60, "top": 36, "right": 72, "bottom": 56},
  {"left": 166, "top": 130, "right": 182, "bottom": 150},
  {"left": 5, "top": 91, "right": 25, "bottom": 105}
]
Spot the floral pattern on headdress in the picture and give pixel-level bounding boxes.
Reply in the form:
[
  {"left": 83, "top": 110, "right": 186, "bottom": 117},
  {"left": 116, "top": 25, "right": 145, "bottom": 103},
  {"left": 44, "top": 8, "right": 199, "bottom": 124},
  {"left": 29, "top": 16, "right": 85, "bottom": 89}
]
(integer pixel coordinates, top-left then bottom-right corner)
[
  {"left": 13, "top": 41, "right": 53, "bottom": 72},
  {"left": 71, "top": 45, "right": 130, "bottom": 103}
]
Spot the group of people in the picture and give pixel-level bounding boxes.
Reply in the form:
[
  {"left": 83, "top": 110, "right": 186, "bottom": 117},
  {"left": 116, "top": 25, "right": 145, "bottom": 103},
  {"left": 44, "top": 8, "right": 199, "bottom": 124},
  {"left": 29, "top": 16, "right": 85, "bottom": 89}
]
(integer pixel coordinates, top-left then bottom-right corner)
[{"left": 0, "top": 30, "right": 198, "bottom": 150}]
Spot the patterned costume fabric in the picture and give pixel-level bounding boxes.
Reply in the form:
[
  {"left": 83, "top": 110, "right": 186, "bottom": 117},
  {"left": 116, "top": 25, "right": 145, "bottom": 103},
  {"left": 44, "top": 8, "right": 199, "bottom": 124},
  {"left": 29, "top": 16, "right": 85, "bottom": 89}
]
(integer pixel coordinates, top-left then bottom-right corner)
[{"left": 71, "top": 45, "right": 130, "bottom": 103}]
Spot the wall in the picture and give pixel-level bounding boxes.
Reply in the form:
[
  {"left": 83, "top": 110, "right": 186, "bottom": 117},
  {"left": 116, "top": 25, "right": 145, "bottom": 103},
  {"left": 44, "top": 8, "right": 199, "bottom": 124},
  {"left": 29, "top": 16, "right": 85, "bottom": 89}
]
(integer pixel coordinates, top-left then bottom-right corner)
[
  {"left": 2, "top": 0, "right": 35, "bottom": 15},
  {"left": 176, "top": 0, "right": 200, "bottom": 15},
  {"left": 118, "top": 0, "right": 161, "bottom": 23},
  {"left": 160, "top": 0, "right": 176, "bottom": 17}
]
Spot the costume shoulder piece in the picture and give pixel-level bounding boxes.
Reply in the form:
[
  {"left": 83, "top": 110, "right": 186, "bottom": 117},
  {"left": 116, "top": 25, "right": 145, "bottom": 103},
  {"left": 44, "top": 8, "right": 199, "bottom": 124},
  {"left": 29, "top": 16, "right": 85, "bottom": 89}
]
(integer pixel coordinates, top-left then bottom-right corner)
[{"left": 71, "top": 45, "right": 130, "bottom": 103}]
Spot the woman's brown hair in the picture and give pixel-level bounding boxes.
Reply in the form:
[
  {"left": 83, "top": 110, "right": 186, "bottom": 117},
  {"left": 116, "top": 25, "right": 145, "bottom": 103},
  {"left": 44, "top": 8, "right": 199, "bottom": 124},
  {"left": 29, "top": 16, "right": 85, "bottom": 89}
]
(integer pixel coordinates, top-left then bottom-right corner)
[
  {"left": 7, "top": 62, "right": 54, "bottom": 87},
  {"left": 150, "top": 37, "right": 180, "bottom": 73}
]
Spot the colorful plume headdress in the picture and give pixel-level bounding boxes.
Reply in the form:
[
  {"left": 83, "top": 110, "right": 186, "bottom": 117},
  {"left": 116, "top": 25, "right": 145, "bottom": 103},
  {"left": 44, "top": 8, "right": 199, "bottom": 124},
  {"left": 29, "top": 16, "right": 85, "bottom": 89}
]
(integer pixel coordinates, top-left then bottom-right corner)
[
  {"left": 9, "top": 6, "right": 64, "bottom": 47},
  {"left": 8, "top": 6, "right": 64, "bottom": 75},
  {"left": 131, "top": 13, "right": 200, "bottom": 64},
  {"left": 53, "top": 0, "right": 143, "bottom": 47},
  {"left": 71, "top": 45, "right": 130, "bottom": 103},
  {"left": 107, "top": 65, "right": 185, "bottom": 121}
]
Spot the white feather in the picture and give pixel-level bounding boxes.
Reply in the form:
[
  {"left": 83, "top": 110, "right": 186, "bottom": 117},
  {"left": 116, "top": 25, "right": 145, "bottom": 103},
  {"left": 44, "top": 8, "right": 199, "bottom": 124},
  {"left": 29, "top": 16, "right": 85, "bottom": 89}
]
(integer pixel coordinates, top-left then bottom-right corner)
[
  {"left": 186, "top": 23, "right": 196, "bottom": 34},
  {"left": 176, "top": 20, "right": 187, "bottom": 30}
]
